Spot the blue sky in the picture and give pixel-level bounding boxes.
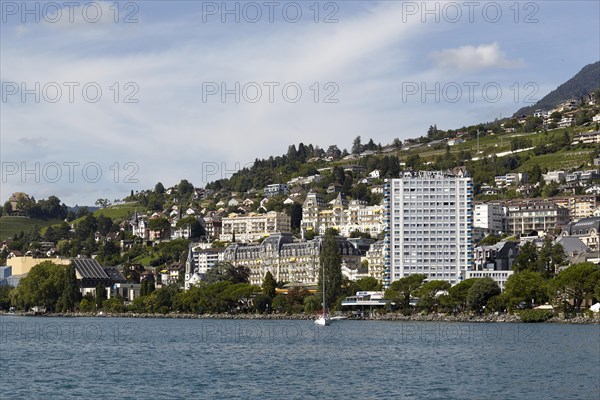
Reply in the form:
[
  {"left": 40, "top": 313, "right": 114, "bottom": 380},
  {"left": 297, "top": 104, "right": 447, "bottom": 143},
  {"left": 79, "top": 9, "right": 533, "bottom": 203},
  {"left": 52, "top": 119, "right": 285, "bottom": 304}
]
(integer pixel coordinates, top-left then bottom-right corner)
[{"left": 1, "top": 0, "right": 599, "bottom": 205}]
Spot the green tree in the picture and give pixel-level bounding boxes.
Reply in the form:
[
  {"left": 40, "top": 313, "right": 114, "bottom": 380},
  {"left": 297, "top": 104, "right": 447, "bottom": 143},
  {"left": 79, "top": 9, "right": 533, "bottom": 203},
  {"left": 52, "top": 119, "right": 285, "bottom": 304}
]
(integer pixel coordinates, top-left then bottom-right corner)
[
  {"left": 79, "top": 294, "right": 96, "bottom": 312},
  {"left": 385, "top": 274, "right": 426, "bottom": 311},
  {"left": 253, "top": 293, "right": 272, "bottom": 313},
  {"left": 0, "top": 286, "right": 13, "bottom": 310},
  {"left": 319, "top": 231, "right": 343, "bottom": 310},
  {"left": 59, "top": 264, "right": 80, "bottom": 312},
  {"left": 479, "top": 235, "right": 502, "bottom": 246},
  {"left": 304, "top": 295, "right": 320, "bottom": 313},
  {"left": 176, "top": 217, "right": 205, "bottom": 239},
  {"left": 513, "top": 242, "right": 538, "bottom": 272},
  {"left": 262, "top": 271, "right": 277, "bottom": 298},
  {"left": 271, "top": 294, "right": 287, "bottom": 313},
  {"left": 204, "top": 262, "right": 250, "bottom": 285},
  {"left": 354, "top": 276, "right": 382, "bottom": 291},
  {"left": 352, "top": 136, "right": 362, "bottom": 155},
  {"left": 102, "top": 297, "right": 125, "bottom": 313},
  {"left": 552, "top": 262, "right": 600, "bottom": 312},
  {"left": 504, "top": 271, "right": 549, "bottom": 310},
  {"left": 95, "top": 284, "right": 107, "bottom": 309},
  {"left": 177, "top": 179, "right": 194, "bottom": 196},
  {"left": 537, "top": 239, "right": 565, "bottom": 278},
  {"left": 417, "top": 280, "right": 451, "bottom": 312},
  {"left": 441, "top": 278, "right": 477, "bottom": 312},
  {"left": 467, "top": 278, "right": 501, "bottom": 313},
  {"left": 148, "top": 217, "right": 170, "bottom": 232},
  {"left": 11, "top": 261, "right": 64, "bottom": 311},
  {"left": 154, "top": 182, "right": 165, "bottom": 194}
]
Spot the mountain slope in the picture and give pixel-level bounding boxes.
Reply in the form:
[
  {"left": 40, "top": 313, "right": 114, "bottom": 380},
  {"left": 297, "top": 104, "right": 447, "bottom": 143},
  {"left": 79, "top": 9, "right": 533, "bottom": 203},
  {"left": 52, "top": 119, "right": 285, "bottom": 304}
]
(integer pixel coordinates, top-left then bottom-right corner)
[{"left": 514, "top": 61, "right": 600, "bottom": 116}]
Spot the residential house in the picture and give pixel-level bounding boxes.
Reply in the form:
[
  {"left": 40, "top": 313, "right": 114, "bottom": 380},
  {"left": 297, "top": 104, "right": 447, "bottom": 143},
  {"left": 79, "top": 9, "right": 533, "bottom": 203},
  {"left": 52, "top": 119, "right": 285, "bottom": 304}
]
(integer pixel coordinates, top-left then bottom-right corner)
[
  {"left": 72, "top": 258, "right": 112, "bottom": 297},
  {"left": 558, "top": 117, "right": 574, "bottom": 128},
  {"left": 343, "top": 165, "right": 366, "bottom": 174},
  {"left": 542, "top": 171, "right": 566, "bottom": 185},
  {"left": 327, "top": 183, "right": 343, "bottom": 194},
  {"left": 469, "top": 241, "right": 518, "bottom": 290},
  {"left": 495, "top": 172, "right": 528, "bottom": 187},
  {"left": 368, "top": 170, "right": 381, "bottom": 179},
  {"left": 203, "top": 215, "right": 222, "bottom": 241},
  {"left": 562, "top": 216, "right": 600, "bottom": 251},
  {"left": 473, "top": 241, "right": 519, "bottom": 271},
  {"left": 554, "top": 236, "right": 590, "bottom": 263},
  {"left": 264, "top": 184, "right": 289, "bottom": 197},
  {"left": 572, "top": 131, "right": 600, "bottom": 145},
  {"left": 228, "top": 198, "right": 241, "bottom": 207},
  {"left": 159, "top": 263, "right": 183, "bottom": 287},
  {"left": 448, "top": 138, "right": 464, "bottom": 146}
]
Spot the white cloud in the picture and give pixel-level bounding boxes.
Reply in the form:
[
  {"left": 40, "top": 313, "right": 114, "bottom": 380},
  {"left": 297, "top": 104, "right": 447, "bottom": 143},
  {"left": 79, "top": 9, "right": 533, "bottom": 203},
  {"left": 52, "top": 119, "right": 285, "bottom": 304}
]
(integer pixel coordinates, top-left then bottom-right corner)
[{"left": 430, "top": 42, "right": 522, "bottom": 72}]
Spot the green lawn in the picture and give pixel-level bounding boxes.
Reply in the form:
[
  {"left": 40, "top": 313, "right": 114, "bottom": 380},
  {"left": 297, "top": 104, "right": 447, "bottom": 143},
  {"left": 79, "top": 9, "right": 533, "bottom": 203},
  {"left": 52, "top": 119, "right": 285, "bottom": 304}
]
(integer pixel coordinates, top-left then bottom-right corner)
[
  {"left": 0, "top": 216, "right": 63, "bottom": 240},
  {"left": 92, "top": 202, "right": 145, "bottom": 221},
  {"left": 40, "top": 202, "right": 146, "bottom": 235}
]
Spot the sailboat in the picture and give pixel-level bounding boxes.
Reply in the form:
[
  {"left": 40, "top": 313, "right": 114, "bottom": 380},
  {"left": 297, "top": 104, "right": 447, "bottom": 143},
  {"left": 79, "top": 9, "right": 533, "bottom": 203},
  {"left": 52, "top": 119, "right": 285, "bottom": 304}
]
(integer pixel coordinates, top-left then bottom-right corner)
[{"left": 314, "top": 263, "right": 331, "bottom": 326}]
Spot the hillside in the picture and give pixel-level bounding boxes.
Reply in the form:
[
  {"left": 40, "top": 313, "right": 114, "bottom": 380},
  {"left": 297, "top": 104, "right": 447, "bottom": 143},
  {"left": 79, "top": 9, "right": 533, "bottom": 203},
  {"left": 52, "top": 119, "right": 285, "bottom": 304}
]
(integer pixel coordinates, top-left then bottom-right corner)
[
  {"left": 0, "top": 216, "right": 63, "bottom": 240},
  {"left": 514, "top": 61, "right": 600, "bottom": 116}
]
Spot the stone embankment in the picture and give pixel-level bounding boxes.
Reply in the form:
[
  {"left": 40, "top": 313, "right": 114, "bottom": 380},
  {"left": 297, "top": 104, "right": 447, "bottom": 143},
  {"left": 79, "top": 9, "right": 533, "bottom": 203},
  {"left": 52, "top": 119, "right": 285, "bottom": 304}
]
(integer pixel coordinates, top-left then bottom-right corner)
[{"left": 2, "top": 311, "right": 599, "bottom": 323}]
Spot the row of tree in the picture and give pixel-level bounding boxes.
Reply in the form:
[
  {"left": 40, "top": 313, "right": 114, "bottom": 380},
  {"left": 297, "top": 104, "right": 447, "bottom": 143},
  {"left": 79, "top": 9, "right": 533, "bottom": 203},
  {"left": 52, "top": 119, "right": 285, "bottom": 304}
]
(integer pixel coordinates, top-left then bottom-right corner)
[{"left": 384, "top": 262, "right": 600, "bottom": 316}]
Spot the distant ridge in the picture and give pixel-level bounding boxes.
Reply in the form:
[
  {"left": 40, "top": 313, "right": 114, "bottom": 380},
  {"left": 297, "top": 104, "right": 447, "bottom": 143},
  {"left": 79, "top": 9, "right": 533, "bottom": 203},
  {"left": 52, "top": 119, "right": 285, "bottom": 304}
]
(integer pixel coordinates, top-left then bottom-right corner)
[{"left": 513, "top": 61, "right": 600, "bottom": 116}]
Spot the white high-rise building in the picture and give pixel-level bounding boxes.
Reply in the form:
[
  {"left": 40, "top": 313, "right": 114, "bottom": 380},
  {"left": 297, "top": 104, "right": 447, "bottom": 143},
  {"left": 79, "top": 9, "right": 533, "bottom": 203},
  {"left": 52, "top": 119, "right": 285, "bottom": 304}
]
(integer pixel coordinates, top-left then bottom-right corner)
[
  {"left": 474, "top": 203, "right": 507, "bottom": 236},
  {"left": 384, "top": 171, "right": 473, "bottom": 287}
]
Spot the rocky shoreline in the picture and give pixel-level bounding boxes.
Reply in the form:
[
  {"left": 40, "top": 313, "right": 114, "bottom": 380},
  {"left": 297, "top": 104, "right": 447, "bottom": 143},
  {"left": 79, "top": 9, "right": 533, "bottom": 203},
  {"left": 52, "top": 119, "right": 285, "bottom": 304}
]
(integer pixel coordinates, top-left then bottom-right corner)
[{"left": 2, "top": 311, "right": 599, "bottom": 323}]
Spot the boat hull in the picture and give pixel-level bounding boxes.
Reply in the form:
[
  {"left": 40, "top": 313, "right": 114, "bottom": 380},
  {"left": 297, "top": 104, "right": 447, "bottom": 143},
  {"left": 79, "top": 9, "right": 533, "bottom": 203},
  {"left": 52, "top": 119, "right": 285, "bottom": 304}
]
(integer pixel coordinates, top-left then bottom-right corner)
[{"left": 314, "top": 317, "right": 331, "bottom": 326}]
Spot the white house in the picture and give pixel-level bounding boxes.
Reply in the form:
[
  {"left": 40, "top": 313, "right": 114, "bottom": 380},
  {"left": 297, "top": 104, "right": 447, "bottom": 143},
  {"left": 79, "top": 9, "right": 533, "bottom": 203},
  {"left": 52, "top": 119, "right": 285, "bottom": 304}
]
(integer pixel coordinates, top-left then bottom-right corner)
[
  {"left": 368, "top": 169, "right": 381, "bottom": 179},
  {"left": 448, "top": 138, "right": 464, "bottom": 146}
]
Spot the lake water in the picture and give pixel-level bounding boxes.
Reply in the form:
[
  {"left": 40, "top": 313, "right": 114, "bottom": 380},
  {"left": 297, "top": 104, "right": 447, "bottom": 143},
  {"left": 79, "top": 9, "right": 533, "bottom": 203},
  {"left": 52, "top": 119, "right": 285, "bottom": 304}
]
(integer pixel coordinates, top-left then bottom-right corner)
[{"left": 1, "top": 317, "right": 599, "bottom": 399}]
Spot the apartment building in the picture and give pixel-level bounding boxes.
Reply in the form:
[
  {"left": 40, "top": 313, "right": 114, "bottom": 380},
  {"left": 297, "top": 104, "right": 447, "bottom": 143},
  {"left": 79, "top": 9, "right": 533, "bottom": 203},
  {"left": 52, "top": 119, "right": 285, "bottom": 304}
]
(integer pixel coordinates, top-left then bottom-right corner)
[
  {"left": 222, "top": 232, "right": 361, "bottom": 286},
  {"left": 552, "top": 195, "right": 600, "bottom": 221},
  {"left": 220, "top": 211, "right": 291, "bottom": 243},
  {"left": 301, "top": 193, "right": 385, "bottom": 237},
  {"left": 474, "top": 202, "right": 507, "bottom": 236},
  {"left": 203, "top": 215, "right": 223, "bottom": 241},
  {"left": 364, "top": 240, "right": 385, "bottom": 283},
  {"left": 505, "top": 201, "right": 569, "bottom": 236},
  {"left": 384, "top": 170, "right": 474, "bottom": 287},
  {"left": 184, "top": 243, "right": 225, "bottom": 289}
]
